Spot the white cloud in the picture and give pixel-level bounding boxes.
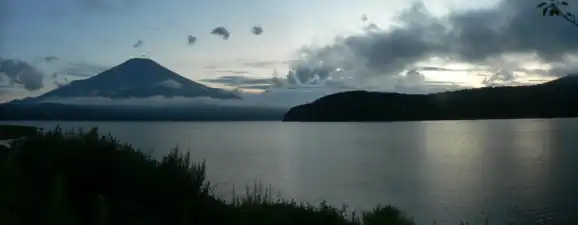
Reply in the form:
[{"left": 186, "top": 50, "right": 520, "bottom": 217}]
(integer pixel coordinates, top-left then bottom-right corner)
[
  {"left": 38, "top": 89, "right": 336, "bottom": 109},
  {"left": 156, "top": 79, "right": 182, "bottom": 89}
]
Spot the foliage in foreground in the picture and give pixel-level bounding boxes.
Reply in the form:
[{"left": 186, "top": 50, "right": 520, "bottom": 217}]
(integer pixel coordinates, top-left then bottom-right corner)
[
  {"left": 0, "top": 127, "right": 414, "bottom": 225},
  {"left": 0, "top": 125, "right": 39, "bottom": 140}
]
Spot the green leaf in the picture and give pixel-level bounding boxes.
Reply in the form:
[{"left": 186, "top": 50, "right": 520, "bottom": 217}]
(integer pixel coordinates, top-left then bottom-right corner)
[
  {"left": 537, "top": 2, "right": 548, "bottom": 7},
  {"left": 561, "top": 1, "right": 569, "bottom": 5},
  {"left": 543, "top": 7, "right": 550, "bottom": 16}
]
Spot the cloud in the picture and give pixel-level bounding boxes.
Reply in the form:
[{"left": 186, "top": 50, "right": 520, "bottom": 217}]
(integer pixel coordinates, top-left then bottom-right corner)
[
  {"left": 0, "top": 58, "right": 44, "bottom": 91},
  {"left": 211, "top": 27, "right": 231, "bottom": 40},
  {"left": 416, "top": 66, "right": 463, "bottom": 71},
  {"left": 188, "top": 35, "right": 197, "bottom": 45},
  {"left": 204, "top": 64, "right": 230, "bottom": 69},
  {"left": 133, "top": 40, "right": 144, "bottom": 48},
  {"left": 207, "top": 70, "right": 250, "bottom": 74},
  {"left": 252, "top": 26, "right": 264, "bottom": 35},
  {"left": 290, "top": 0, "right": 578, "bottom": 87},
  {"left": 157, "top": 79, "right": 182, "bottom": 89},
  {"left": 39, "top": 90, "right": 329, "bottom": 109},
  {"left": 201, "top": 75, "right": 272, "bottom": 86},
  {"left": 397, "top": 69, "right": 425, "bottom": 88},
  {"left": 203, "top": 60, "right": 294, "bottom": 70},
  {"left": 361, "top": 14, "right": 369, "bottom": 22},
  {"left": 242, "top": 60, "right": 294, "bottom": 68},
  {"left": 43, "top": 56, "right": 59, "bottom": 63},
  {"left": 481, "top": 70, "right": 520, "bottom": 86},
  {"left": 391, "top": 69, "right": 466, "bottom": 94},
  {"left": 237, "top": 84, "right": 271, "bottom": 90}
]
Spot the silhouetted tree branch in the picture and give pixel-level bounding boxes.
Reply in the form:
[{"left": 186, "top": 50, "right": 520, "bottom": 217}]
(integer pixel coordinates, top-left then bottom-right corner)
[{"left": 537, "top": 0, "right": 578, "bottom": 27}]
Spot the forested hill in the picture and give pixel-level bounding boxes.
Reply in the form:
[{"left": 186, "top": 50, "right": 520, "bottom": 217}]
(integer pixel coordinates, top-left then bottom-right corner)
[{"left": 283, "top": 75, "right": 578, "bottom": 122}]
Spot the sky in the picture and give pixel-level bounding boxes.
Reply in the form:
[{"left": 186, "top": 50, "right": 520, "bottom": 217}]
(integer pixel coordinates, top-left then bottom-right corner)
[{"left": 0, "top": 0, "right": 577, "bottom": 104}]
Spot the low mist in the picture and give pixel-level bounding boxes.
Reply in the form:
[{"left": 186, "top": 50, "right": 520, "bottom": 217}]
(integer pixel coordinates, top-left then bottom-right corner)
[{"left": 39, "top": 89, "right": 335, "bottom": 109}]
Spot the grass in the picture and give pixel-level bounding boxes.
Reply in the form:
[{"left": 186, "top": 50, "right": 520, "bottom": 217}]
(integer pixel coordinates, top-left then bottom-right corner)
[
  {"left": 0, "top": 125, "right": 40, "bottom": 140},
  {"left": 0, "top": 126, "right": 415, "bottom": 225}
]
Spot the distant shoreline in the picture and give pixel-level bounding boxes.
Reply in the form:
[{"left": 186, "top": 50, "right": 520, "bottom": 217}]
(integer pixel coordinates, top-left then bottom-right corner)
[
  {"left": 3, "top": 116, "right": 578, "bottom": 123},
  {"left": 283, "top": 78, "right": 578, "bottom": 121}
]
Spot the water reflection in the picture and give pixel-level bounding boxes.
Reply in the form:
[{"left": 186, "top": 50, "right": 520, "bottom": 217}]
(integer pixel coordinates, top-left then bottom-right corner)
[{"left": 2, "top": 119, "right": 577, "bottom": 224}]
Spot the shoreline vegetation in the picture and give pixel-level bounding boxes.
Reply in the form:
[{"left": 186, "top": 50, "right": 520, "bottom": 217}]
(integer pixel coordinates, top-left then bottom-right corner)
[
  {"left": 283, "top": 77, "right": 578, "bottom": 122},
  {"left": 0, "top": 126, "right": 414, "bottom": 225},
  {"left": 0, "top": 125, "right": 39, "bottom": 141},
  {"left": 0, "top": 125, "right": 571, "bottom": 225}
]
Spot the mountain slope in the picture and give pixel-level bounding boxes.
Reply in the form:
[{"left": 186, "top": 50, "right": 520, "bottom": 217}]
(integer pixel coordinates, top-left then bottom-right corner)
[
  {"left": 29, "top": 58, "right": 240, "bottom": 101},
  {"left": 283, "top": 75, "right": 578, "bottom": 122}
]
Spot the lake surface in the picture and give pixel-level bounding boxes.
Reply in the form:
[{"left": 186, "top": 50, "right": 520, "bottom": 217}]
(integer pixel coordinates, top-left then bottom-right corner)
[{"left": 2, "top": 119, "right": 578, "bottom": 224}]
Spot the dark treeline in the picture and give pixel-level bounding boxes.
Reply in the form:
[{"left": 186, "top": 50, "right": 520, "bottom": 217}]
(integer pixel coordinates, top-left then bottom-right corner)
[
  {"left": 283, "top": 75, "right": 578, "bottom": 122},
  {"left": 0, "top": 103, "right": 287, "bottom": 121}
]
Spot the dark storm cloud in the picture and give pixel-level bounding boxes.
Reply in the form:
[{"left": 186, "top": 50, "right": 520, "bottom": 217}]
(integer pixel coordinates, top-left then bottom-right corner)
[
  {"left": 0, "top": 58, "right": 44, "bottom": 91},
  {"left": 292, "top": 0, "right": 578, "bottom": 84},
  {"left": 286, "top": 65, "right": 334, "bottom": 85},
  {"left": 210, "top": 27, "right": 231, "bottom": 40},
  {"left": 542, "top": 61, "right": 578, "bottom": 76},
  {"left": 252, "top": 26, "right": 263, "bottom": 35}
]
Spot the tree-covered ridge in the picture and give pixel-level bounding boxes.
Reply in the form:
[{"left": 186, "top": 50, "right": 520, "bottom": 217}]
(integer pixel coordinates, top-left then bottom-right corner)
[{"left": 283, "top": 76, "right": 578, "bottom": 121}]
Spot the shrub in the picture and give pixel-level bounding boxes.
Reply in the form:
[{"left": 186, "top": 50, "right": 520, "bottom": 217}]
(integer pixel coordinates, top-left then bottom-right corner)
[{"left": 0, "top": 126, "right": 415, "bottom": 225}]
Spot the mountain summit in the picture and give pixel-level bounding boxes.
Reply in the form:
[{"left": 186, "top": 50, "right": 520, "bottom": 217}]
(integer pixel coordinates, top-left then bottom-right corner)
[{"left": 30, "top": 58, "right": 240, "bottom": 101}]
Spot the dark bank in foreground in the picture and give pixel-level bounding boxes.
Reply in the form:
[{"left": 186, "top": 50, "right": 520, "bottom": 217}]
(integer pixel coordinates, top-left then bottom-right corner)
[
  {"left": 0, "top": 127, "right": 417, "bottom": 225},
  {"left": 0, "top": 125, "right": 39, "bottom": 140},
  {"left": 283, "top": 75, "right": 578, "bottom": 122}
]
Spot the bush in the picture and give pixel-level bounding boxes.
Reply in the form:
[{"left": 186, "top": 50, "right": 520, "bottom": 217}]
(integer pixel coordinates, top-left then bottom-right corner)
[{"left": 0, "top": 126, "right": 414, "bottom": 225}]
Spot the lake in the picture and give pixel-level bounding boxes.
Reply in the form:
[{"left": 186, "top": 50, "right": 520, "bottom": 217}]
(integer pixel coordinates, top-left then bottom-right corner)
[{"left": 2, "top": 119, "right": 577, "bottom": 224}]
